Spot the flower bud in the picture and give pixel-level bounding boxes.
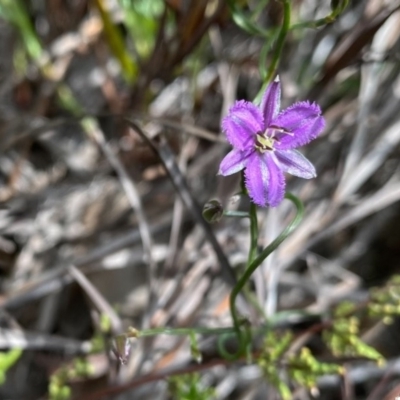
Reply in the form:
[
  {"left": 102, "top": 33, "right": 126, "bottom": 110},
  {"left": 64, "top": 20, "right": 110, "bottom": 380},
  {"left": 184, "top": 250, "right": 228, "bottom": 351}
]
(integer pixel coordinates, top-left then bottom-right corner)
[{"left": 202, "top": 200, "right": 223, "bottom": 223}]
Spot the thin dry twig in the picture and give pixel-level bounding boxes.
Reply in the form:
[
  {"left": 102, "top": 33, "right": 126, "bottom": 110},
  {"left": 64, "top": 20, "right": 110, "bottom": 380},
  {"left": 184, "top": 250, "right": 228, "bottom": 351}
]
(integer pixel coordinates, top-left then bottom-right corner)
[
  {"left": 68, "top": 264, "right": 122, "bottom": 334},
  {"left": 125, "top": 119, "right": 238, "bottom": 289},
  {"left": 0, "top": 328, "right": 92, "bottom": 354},
  {"left": 86, "top": 119, "right": 157, "bottom": 328}
]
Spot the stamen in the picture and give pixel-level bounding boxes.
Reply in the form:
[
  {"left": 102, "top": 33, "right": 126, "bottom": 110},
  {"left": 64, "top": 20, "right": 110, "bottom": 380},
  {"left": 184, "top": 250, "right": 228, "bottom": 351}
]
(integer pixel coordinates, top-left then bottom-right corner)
[
  {"left": 269, "top": 125, "right": 294, "bottom": 136},
  {"left": 255, "top": 134, "right": 274, "bottom": 153}
]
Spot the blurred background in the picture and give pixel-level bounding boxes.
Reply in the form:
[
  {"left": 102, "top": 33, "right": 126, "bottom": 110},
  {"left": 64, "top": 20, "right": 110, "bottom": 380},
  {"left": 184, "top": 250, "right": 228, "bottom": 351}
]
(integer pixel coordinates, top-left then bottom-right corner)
[{"left": 1, "top": 0, "right": 400, "bottom": 399}]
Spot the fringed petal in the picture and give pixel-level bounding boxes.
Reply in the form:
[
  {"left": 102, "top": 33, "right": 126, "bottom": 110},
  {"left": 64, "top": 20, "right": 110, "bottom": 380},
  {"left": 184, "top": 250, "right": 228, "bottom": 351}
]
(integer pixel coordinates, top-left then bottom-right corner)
[
  {"left": 218, "top": 149, "right": 252, "bottom": 176},
  {"left": 272, "top": 101, "right": 325, "bottom": 150},
  {"left": 260, "top": 76, "right": 281, "bottom": 126},
  {"left": 275, "top": 149, "right": 316, "bottom": 179},
  {"left": 222, "top": 100, "right": 263, "bottom": 151}
]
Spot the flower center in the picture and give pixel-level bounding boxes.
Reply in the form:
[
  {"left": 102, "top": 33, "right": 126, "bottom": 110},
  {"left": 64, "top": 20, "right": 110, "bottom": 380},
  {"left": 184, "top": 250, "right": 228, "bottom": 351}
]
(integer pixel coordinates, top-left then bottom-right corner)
[
  {"left": 255, "top": 133, "right": 274, "bottom": 153},
  {"left": 255, "top": 126, "right": 293, "bottom": 153}
]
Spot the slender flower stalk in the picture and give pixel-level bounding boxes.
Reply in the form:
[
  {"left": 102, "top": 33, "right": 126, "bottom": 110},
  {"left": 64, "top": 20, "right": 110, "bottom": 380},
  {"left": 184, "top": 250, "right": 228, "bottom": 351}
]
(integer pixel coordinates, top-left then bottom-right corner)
[{"left": 219, "top": 77, "right": 325, "bottom": 207}]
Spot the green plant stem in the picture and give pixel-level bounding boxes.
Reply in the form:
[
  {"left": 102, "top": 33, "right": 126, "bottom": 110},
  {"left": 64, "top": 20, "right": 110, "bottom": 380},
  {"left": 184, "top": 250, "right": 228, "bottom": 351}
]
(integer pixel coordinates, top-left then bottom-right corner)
[
  {"left": 223, "top": 196, "right": 264, "bottom": 321},
  {"left": 222, "top": 193, "right": 304, "bottom": 359},
  {"left": 248, "top": 202, "right": 258, "bottom": 265},
  {"left": 265, "top": 0, "right": 291, "bottom": 83},
  {"left": 223, "top": 211, "right": 251, "bottom": 218},
  {"left": 291, "top": 0, "right": 349, "bottom": 30},
  {"left": 255, "top": 0, "right": 291, "bottom": 103},
  {"left": 0, "top": 0, "right": 43, "bottom": 61},
  {"left": 93, "top": 0, "right": 137, "bottom": 83},
  {"left": 258, "top": 30, "right": 279, "bottom": 81},
  {"left": 137, "top": 326, "right": 237, "bottom": 337},
  {"left": 224, "top": 202, "right": 266, "bottom": 321},
  {"left": 241, "top": 201, "right": 267, "bottom": 322},
  {"left": 226, "top": 0, "right": 272, "bottom": 37},
  {"left": 250, "top": 0, "right": 271, "bottom": 20}
]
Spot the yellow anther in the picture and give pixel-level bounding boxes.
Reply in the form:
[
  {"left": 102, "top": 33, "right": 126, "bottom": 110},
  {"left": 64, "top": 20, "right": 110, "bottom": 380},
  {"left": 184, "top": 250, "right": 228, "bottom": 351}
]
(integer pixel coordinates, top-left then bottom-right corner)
[{"left": 255, "top": 134, "right": 274, "bottom": 152}]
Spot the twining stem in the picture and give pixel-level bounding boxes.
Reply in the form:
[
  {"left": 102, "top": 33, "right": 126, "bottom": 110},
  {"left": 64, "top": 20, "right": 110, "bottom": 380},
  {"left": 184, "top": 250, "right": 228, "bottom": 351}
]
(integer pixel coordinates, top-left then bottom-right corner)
[
  {"left": 129, "top": 194, "right": 303, "bottom": 361},
  {"left": 255, "top": 0, "right": 291, "bottom": 103},
  {"left": 224, "top": 211, "right": 251, "bottom": 218},
  {"left": 248, "top": 202, "right": 259, "bottom": 265},
  {"left": 259, "top": 30, "right": 280, "bottom": 81},
  {"left": 137, "top": 326, "right": 237, "bottom": 337},
  {"left": 226, "top": 0, "right": 272, "bottom": 36},
  {"left": 291, "top": 0, "right": 349, "bottom": 30},
  {"left": 264, "top": 0, "right": 291, "bottom": 84},
  {"left": 225, "top": 193, "right": 304, "bottom": 358},
  {"left": 225, "top": 200, "right": 266, "bottom": 321}
]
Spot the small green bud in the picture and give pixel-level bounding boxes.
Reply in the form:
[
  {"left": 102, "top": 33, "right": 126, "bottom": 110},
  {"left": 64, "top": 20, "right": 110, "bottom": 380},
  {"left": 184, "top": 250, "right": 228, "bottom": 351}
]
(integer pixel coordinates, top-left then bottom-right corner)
[
  {"left": 127, "top": 327, "right": 140, "bottom": 338},
  {"left": 202, "top": 200, "right": 224, "bottom": 223}
]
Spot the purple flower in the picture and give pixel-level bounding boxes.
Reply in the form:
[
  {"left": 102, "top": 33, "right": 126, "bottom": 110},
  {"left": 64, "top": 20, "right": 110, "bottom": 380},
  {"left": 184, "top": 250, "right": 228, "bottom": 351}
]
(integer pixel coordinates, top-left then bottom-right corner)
[{"left": 218, "top": 77, "right": 325, "bottom": 207}]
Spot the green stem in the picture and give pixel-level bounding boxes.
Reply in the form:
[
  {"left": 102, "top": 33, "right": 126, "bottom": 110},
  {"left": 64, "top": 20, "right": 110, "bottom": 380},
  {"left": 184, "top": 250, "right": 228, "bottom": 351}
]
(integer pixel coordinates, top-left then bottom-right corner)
[
  {"left": 223, "top": 193, "right": 304, "bottom": 359},
  {"left": 226, "top": 0, "right": 273, "bottom": 37},
  {"left": 224, "top": 194, "right": 264, "bottom": 321},
  {"left": 258, "top": 30, "right": 280, "bottom": 81},
  {"left": 291, "top": 0, "right": 349, "bottom": 30},
  {"left": 93, "top": 0, "right": 137, "bottom": 83},
  {"left": 265, "top": 0, "right": 291, "bottom": 83},
  {"left": 243, "top": 193, "right": 304, "bottom": 283},
  {"left": 137, "top": 326, "right": 237, "bottom": 337},
  {"left": 1, "top": 0, "right": 43, "bottom": 62},
  {"left": 248, "top": 202, "right": 258, "bottom": 265},
  {"left": 223, "top": 211, "right": 251, "bottom": 218},
  {"left": 255, "top": 0, "right": 291, "bottom": 103}
]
